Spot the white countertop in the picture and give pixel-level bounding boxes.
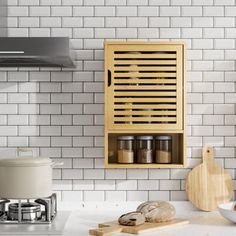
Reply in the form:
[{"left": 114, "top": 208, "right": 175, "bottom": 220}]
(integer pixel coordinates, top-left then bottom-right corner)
[{"left": 0, "top": 201, "right": 235, "bottom": 236}]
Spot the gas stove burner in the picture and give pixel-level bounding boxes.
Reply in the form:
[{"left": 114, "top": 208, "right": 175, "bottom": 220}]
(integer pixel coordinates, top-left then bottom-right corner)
[
  {"left": 0, "top": 193, "right": 57, "bottom": 224},
  {"left": 8, "top": 202, "right": 42, "bottom": 221},
  {"left": 0, "top": 199, "right": 10, "bottom": 218}
]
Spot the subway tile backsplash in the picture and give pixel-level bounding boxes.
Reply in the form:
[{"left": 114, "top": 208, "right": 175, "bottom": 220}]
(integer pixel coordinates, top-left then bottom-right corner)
[{"left": 0, "top": 0, "right": 236, "bottom": 202}]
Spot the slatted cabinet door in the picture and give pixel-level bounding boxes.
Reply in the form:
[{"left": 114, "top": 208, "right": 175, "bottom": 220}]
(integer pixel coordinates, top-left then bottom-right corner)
[{"left": 105, "top": 42, "right": 185, "bottom": 131}]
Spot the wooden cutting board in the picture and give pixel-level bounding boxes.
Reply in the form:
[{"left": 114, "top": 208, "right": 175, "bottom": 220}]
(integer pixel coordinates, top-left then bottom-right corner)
[
  {"left": 186, "top": 145, "right": 233, "bottom": 212},
  {"left": 89, "top": 219, "right": 189, "bottom": 236}
]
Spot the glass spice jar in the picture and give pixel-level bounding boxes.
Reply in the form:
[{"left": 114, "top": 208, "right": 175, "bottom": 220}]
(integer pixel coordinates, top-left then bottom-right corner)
[
  {"left": 117, "top": 136, "right": 134, "bottom": 164},
  {"left": 155, "top": 136, "right": 172, "bottom": 164},
  {"left": 136, "top": 136, "right": 153, "bottom": 164}
]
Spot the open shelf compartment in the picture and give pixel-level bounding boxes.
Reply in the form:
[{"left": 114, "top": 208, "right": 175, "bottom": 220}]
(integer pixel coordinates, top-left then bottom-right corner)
[{"left": 105, "top": 132, "right": 185, "bottom": 168}]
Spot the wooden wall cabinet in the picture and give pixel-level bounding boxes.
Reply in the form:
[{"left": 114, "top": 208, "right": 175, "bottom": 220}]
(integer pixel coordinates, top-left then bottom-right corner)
[{"left": 104, "top": 41, "right": 186, "bottom": 168}]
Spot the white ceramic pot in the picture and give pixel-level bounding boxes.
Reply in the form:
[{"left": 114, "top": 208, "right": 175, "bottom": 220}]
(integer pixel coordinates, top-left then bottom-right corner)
[{"left": 0, "top": 155, "right": 60, "bottom": 199}]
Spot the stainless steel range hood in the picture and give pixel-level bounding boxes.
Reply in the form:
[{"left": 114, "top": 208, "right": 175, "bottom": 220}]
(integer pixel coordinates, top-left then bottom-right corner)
[{"left": 0, "top": 37, "right": 75, "bottom": 68}]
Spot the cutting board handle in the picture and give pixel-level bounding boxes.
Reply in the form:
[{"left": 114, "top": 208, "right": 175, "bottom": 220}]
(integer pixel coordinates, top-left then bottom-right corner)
[
  {"left": 89, "top": 225, "right": 122, "bottom": 236},
  {"left": 202, "top": 145, "right": 214, "bottom": 163}
]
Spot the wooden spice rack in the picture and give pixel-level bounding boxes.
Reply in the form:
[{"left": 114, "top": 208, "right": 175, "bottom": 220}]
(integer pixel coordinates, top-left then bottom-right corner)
[{"left": 104, "top": 41, "right": 186, "bottom": 168}]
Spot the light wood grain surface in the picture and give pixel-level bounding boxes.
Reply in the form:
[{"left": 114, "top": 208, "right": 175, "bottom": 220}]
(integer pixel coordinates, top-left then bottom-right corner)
[
  {"left": 186, "top": 146, "right": 233, "bottom": 212},
  {"left": 104, "top": 41, "right": 186, "bottom": 168},
  {"left": 89, "top": 219, "right": 189, "bottom": 236}
]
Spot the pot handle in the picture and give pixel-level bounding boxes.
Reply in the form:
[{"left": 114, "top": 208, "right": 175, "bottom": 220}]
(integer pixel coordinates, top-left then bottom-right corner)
[
  {"left": 16, "top": 148, "right": 33, "bottom": 157},
  {"left": 52, "top": 161, "right": 64, "bottom": 167}
]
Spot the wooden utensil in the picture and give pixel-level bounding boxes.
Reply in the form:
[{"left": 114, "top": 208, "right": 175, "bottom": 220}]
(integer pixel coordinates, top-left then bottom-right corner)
[
  {"left": 186, "top": 145, "right": 233, "bottom": 212},
  {"left": 89, "top": 219, "right": 189, "bottom": 236}
]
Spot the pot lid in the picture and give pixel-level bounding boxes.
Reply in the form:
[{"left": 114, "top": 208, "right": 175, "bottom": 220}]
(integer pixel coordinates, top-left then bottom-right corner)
[{"left": 0, "top": 157, "right": 52, "bottom": 167}]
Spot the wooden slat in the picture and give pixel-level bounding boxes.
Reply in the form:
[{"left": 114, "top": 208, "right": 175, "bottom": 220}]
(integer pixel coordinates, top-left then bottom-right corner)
[
  {"left": 106, "top": 130, "right": 184, "bottom": 134},
  {"left": 105, "top": 163, "right": 184, "bottom": 169},
  {"left": 114, "top": 60, "right": 176, "bottom": 67},
  {"left": 114, "top": 110, "right": 177, "bottom": 115},
  {"left": 114, "top": 104, "right": 177, "bottom": 109},
  {"left": 114, "top": 79, "right": 177, "bottom": 84},
  {"left": 114, "top": 85, "right": 176, "bottom": 90},
  {"left": 114, "top": 91, "right": 177, "bottom": 97},
  {"left": 115, "top": 98, "right": 176, "bottom": 103},
  {"left": 114, "top": 117, "right": 176, "bottom": 122},
  {"left": 114, "top": 54, "right": 176, "bottom": 59},
  {"left": 114, "top": 72, "right": 176, "bottom": 78},
  {"left": 114, "top": 60, "right": 176, "bottom": 65},
  {"left": 114, "top": 66, "right": 176, "bottom": 71}
]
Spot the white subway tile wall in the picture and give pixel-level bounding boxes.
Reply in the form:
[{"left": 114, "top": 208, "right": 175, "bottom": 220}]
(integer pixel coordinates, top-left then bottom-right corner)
[{"left": 0, "top": 1, "right": 235, "bottom": 202}]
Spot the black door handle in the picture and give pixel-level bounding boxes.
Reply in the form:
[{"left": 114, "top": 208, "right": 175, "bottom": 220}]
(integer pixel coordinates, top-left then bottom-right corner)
[{"left": 108, "top": 70, "right": 111, "bottom": 87}]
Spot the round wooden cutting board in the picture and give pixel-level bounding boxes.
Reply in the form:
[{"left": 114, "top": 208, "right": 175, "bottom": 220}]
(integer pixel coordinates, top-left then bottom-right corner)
[{"left": 186, "top": 146, "right": 233, "bottom": 212}]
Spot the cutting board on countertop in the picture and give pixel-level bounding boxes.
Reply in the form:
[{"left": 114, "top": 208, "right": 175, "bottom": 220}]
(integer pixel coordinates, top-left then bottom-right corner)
[
  {"left": 89, "top": 219, "right": 189, "bottom": 236},
  {"left": 186, "top": 145, "right": 233, "bottom": 212}
]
